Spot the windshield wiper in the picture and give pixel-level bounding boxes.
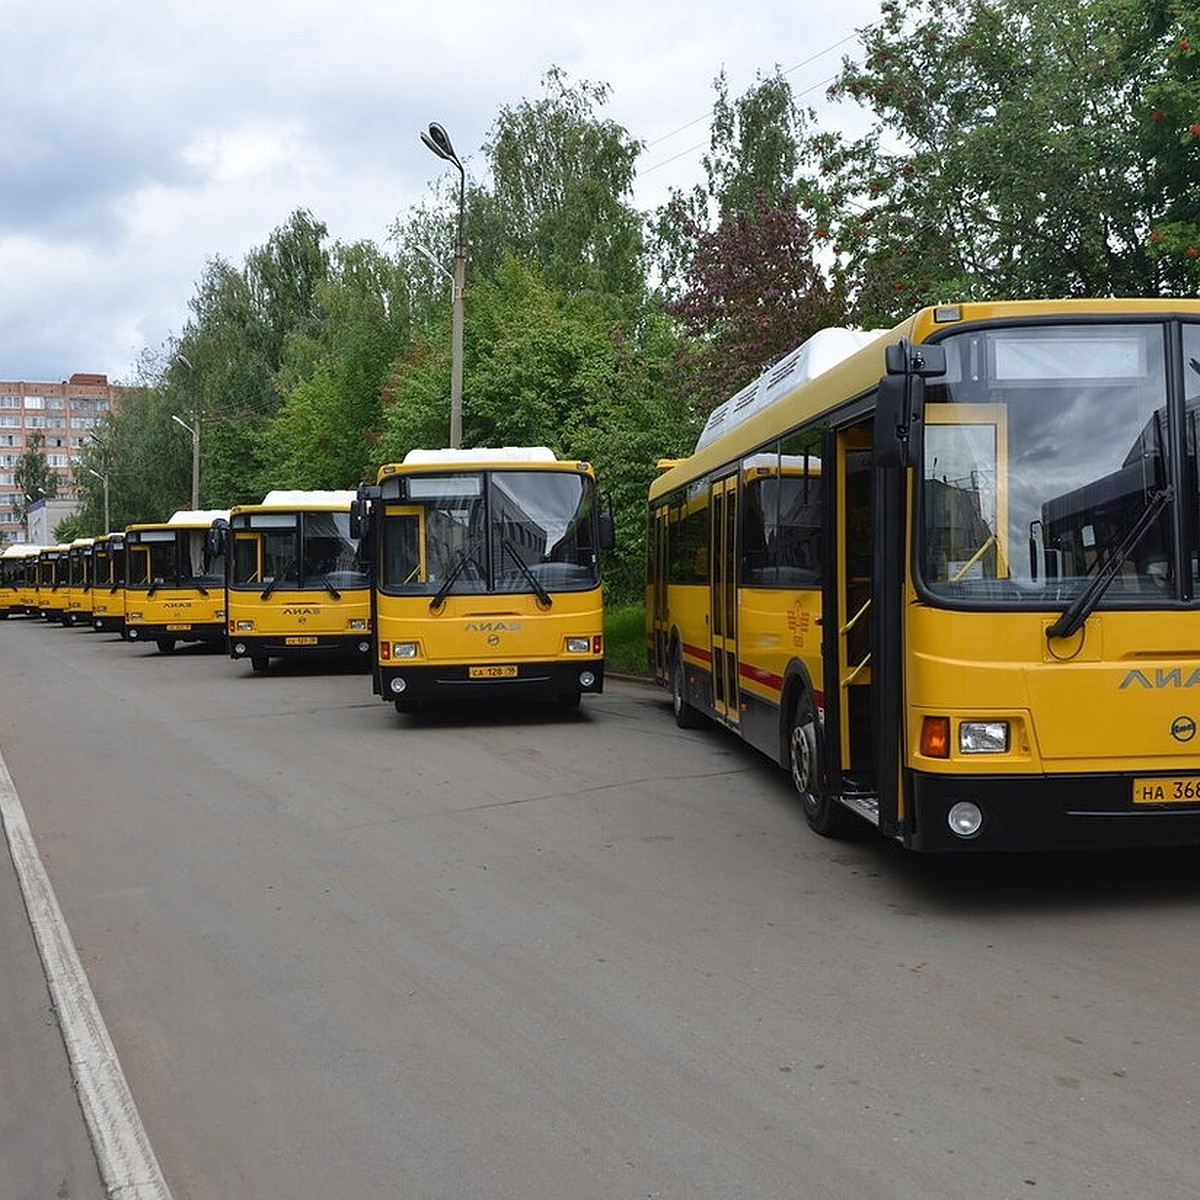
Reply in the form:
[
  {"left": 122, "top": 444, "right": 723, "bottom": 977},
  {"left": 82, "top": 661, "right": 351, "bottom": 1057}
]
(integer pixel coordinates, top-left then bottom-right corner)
[
  {"left": 260, "top": 576, "right": 280, "bottom": 601},
  {"left": 502, "top": 538, "right": 552, "bottom": 608},
  {"left": 319, "top": 574, "right": 342, "bottom": 600},
  {"left": 1047, "top": 486, "right": 1174, "bottom": 640},
  {"left": 430, "top": 551, "right": 481, "bottom": 612}
]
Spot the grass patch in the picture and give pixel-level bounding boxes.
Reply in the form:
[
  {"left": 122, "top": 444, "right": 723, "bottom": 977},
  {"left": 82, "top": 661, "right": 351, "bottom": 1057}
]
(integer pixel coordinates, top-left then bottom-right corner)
[{"left": 604, "top": 602, "right": 650, "bottom": 677}]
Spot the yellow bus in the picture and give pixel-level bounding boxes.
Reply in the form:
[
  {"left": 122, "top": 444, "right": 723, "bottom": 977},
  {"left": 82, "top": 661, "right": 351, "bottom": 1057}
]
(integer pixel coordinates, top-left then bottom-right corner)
[
  {"left": 9, "top": 545, "right": 44, "bottom": 615},
  {"left": 649, "top": 300, "right": 1200, "bottom": 852},
  {"left": 63, "top": 537, "right": 95, "bottom": 626},
  {"left": 225, "top": 489, "right": 371, "bottom": 673},
  {"left": 353, "top": 447, "right": 613, "bottom": 712},
  {"left": 123, "top": 509, "right": 230, "bottom": 653},
  {"left": 90, "top": 532, "right": 126, "bottom": 633},
  {"left": 0, "top": 544, "right": 26, "bottom": 617},
  {"left": 36, "top": 544, "right": 70, "bottom": 623}
]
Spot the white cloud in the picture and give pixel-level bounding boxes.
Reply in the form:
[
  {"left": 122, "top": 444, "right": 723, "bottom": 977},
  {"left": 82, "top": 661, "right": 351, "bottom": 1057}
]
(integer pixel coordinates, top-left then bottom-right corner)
[{"left": 0, "top": 0, "right": 881, "bottom": 384}]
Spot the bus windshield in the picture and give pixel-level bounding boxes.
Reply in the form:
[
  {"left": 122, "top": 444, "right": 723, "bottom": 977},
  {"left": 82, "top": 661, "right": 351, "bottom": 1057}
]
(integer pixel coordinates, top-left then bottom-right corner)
[
  {"left": 379, "top": 468, "right": 600, "bottom": 596},
  {"left": 127, "top": 529, "right": 224, "bottom": 588},
  {"left": 230, "top": 511, "right": 366, "bottom": 591},
  {"left": 918, "top": 321, "right": 1200, "bottom": 608}
]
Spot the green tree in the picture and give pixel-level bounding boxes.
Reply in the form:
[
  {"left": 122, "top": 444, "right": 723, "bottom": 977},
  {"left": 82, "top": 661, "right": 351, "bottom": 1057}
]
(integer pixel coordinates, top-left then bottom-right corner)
[
  {"left": 473, "top": 67, "right": 646, "bottom": 297},
  {"left": 654, "top": 70, "right": 814, "bottom": 299},
  {"left": 268, "top": 240, "right": 410, "bottom": 489},
  {"left": 809, "top": 0, "right": 1200, "bottom": 321},
  {"left": 14, "top": 430, "right": 58, "bottom": 532}
]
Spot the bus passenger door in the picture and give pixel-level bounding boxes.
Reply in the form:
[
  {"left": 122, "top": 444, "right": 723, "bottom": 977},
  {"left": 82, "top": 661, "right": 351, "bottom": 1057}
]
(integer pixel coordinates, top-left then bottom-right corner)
[
  {"left": 710, "top": 474, "right": 739, "bottom": 724},
  {"left": 822, "top": 427, "right": 875, "bottom": 803},
  {"left": 650, "top": 504, "right": 670, "bottom": 679}
]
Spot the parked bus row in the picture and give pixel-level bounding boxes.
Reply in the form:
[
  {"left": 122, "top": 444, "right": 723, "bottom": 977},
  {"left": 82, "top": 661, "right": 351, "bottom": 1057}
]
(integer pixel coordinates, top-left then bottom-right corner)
[
  {"left": 2, "top": 448, "right": 613, "bottom": 714},
  {"left": 11, "top": 299, "right": 1200, "bottom": 855}
]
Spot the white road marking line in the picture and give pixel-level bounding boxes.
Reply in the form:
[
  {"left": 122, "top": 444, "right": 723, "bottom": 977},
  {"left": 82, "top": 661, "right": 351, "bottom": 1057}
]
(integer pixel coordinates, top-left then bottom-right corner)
[{"left": 0, "top": 747, "right": 173, "bottom": 1200}]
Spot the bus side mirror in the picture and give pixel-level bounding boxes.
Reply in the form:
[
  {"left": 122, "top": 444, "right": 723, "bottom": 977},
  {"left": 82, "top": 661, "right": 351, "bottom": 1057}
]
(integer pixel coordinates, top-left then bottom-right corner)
[
  {"left": 875, "top": 340, "right": 945, "bottom": 469},
  {"left": 206, "top": 520, "right": 228, "bottom": 558},
  {"left": 599, "top": 512, "right": 616, "bottom": 551}
]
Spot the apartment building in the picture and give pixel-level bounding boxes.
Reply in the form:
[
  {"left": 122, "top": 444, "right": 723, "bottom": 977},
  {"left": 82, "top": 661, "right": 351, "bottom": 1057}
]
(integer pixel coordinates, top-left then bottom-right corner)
[{"left": 0, "top": 373, "right": 118, "bottom": 543}]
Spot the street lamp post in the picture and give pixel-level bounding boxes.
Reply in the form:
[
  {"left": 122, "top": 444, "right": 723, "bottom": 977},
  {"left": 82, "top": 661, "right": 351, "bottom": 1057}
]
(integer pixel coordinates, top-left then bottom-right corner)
[
  {"left": 420, "top": 121, "right": 465, "bottom": 450},
  {"left": 173, "top": 353, "right": 199, "bottom": 509},
  {"left": 87, "top": 468, "right": 110, "bottom": 532}
]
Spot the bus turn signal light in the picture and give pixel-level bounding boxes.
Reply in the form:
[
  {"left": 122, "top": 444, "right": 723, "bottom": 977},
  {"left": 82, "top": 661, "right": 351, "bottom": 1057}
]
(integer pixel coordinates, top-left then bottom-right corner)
[{"left": 920, "top": 716, "right": 951, "bottom": 758}]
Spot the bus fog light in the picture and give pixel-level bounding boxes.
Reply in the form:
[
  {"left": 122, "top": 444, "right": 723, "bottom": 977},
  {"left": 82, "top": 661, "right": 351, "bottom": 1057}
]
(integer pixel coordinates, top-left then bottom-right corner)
[
  {"left": 566, "top": 636, "right": 590, "bottom": 653},
  {"left": 948, "top": 801, "right": 984, "bottom": 838},
  {"left": 127, "top": 627, "right": 140, "bottom": 639},
  {"left": 233, "top": 642, "right": 247, "bottom": 656},
  {"left": 579, "top": 670, "right": 596, "bottom": 688},
  {"left": 960, "top": 721, "right": 1009, "bottom": 754},
  {"left": 357, "top": 640, "right": 371, "bottom": 654},
  {"left": 389, "top": 676, "right": 407, "bottom": 695}
]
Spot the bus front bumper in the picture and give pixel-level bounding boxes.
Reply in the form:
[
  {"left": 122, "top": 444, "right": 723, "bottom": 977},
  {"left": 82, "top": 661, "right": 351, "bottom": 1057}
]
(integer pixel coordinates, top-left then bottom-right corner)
[
  {"left": 229, "top": 633, "right": 373, "bottom": 660},
  {"left": 376, "top": 659, "right": 605, "bottom": 703},
  {"left": 908, "top": 770, "right": 1200, "bottom": 852},
  {"left": 124, "top": 621, "right": 225, "bottom": 645}
]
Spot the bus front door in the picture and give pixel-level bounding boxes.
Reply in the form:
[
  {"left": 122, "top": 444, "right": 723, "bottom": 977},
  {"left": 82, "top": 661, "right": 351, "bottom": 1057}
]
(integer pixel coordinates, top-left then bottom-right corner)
[
  {"left": 823, "top": 427, "right": 878, "bottom": 816},
  {"left": 710, "top": 474, "right": 739, "bottom": 724}
]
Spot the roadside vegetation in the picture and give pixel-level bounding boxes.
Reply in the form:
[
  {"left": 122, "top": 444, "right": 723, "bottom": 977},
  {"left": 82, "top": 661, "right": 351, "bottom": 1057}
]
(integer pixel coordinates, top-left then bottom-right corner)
[{"left": 64, "top": 0, "right": 1200, "bottom": 607}]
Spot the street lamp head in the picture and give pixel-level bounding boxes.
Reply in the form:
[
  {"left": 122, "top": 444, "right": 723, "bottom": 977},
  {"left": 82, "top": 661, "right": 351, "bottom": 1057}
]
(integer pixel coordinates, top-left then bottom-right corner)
[
  {"left": 421, "top": 122, "right": 461, "bottom": 167},
  {"left": 175, "top": 353, "right": 194, "bottom": 373},
  {"left": 171, "top": 414, "right": 194, "bottom": 435}
]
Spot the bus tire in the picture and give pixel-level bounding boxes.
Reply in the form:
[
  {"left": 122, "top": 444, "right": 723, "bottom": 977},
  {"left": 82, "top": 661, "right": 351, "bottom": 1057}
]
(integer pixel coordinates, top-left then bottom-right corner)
[
  {"left": 156, "top": 637, "right": 176, "bottom": 654},
  {"left": 788, "top": 691, "right": 852, "bottom": 838},
  {"left": 251, "top": 655, "right": 269, "bottom": 673},
  {"left": 671, "top": 649, "right": 701, "bottom": 729}
]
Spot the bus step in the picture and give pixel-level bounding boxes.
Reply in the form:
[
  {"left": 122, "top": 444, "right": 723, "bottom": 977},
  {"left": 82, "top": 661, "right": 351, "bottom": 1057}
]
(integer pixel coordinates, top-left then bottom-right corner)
[{"left": 838, "top": 788, "right": 880, "bottom": 826}]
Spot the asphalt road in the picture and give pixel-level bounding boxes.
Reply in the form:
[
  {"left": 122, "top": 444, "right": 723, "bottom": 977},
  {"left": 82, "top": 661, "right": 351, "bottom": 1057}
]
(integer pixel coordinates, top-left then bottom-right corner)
[{"left": 3, "top": 615, "right": 1200, "bottom": 1199}]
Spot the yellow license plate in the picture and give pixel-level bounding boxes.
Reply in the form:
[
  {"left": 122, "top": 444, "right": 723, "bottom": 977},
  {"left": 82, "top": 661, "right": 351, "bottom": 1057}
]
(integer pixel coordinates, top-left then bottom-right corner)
[
  {"left": 469, "top": 664, "right": 518, "bottom": 679},
  {"left": 166, "top": 623, "right": 192, "bottom": 631},
  {"left": 1132, "top": 776, "right": 1200, "bottom": 804},
  {"left": 285, "top": 636, "right": 318, "bottom": 645}
]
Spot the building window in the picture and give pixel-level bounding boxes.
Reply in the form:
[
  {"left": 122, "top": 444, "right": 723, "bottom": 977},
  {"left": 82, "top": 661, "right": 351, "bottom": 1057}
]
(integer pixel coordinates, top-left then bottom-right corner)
[
  {"left": 23, "top": 395, "right": 44, "bottom": 409},
  {"left": 0, "top": 395, "right": 19, "bottom": 408},
  {"left": 25, "top": 415, "right": 45, "bottom": 428}
]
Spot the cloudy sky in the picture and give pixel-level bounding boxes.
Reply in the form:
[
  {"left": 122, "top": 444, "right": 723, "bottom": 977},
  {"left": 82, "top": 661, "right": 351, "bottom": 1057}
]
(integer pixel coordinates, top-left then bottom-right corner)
[{"left": 2, "top": 0, "right": 881, "bottom": 386}]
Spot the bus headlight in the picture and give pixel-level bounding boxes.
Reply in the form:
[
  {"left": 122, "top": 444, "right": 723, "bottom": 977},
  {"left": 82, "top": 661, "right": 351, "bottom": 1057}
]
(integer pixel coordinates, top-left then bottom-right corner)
[
  {"left": 236, "top": 620, "right": 255, "bottom": 632},
  {"left": 960, "top": 721, "right": 1009, "bottom": 754},
  {"left": 348, "top": 618, "right": 368, "bottom": 630},
  {"left": 391, "top": 642, "right": 418, "bottom": 659},
  {"left": 566, "top": 636, "right": 591, "bottom": 654},
  {"left": 948, "top": 801, "right": 984, "bottom": 838},
  {"left": 128, "top": 611, "right": 142, "bottom": 621}
]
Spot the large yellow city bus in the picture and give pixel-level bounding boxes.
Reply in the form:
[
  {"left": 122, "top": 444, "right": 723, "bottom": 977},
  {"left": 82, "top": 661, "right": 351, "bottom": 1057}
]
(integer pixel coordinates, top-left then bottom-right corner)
[
  {"left": 90, "top": 532, "right": 126, "bottom": 632},
  {"left": 649, "top": 300, "right": 1200, "bottom": 852},
  {"left": 63, "top": 537, "right": 95, "bottom": 626},
  {"left": 224, "top": 489, "right": 371, "bottom": 673},
  {"left": 0, "top": 544, "right": 25, "bottom": 617},
  {"left": 123, "top": 509, "right": 230, "bottom": 653},
  {"left": 9, "top": 545, "right": 44, "bottom": 615},
  {"left": 353, "top": 447, "right": 613, "bottom": 712},
  {"left": 36, "top": 544, "right": 70, "bottom": 623}
]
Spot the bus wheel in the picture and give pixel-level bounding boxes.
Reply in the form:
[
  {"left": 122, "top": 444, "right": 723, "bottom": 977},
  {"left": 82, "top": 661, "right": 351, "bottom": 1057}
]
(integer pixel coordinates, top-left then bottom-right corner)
[
  {"left": 671, "top": 650, "right": 701, "bottom": 729},
  {"left": 251, "top": 656, "right": 269, "bottom": 673},
  {"left": 156, "top": 638, "right": 176, "bottom": 654},
  {"left": 788, "top": 692, "right": 850, "bottom": 837}
]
